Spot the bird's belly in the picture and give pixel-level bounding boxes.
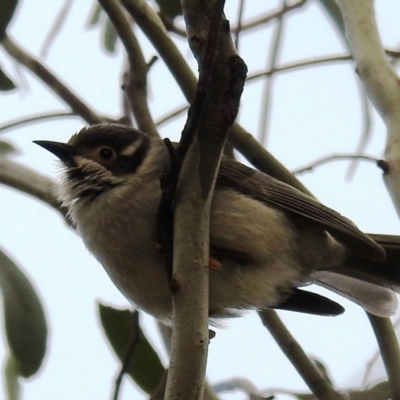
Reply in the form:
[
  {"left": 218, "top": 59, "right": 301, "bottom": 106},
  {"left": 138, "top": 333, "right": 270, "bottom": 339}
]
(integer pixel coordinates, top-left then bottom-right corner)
[{"left": 75, "top": 201, "right": 173, "bottom": 321}]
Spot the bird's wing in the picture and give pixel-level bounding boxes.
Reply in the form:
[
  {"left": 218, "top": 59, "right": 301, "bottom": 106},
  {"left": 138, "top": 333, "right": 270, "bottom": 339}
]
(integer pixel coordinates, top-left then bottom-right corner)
[{"left": 217, "top": 157, "right": 385, "bottom": 260}]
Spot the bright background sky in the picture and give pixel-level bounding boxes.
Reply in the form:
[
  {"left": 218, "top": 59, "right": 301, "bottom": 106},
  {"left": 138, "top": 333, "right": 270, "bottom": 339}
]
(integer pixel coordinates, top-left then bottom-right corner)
[{"left": 1, "top": 1, "right": 400, "bottom": 399}]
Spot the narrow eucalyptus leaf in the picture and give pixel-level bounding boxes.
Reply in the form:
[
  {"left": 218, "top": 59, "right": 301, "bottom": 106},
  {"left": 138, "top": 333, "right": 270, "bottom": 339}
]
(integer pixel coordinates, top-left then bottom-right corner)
[
  {"left": 0, "top": 0, "right": 19, "bottom": 39},
  {"left": 98, "top": 303, "right": 165, "bottom": 394},
  {"left": 103, "top": 18, "right": 118, "bottom": 53},
  {"left": 0, "top": 249, "right": 47, "bottom": 378},
  {"left": 87, "top": 2, "right": 102, "bottom": 27},
  {"left": 0, "top": 66, "right": 16, "bottom": 91}
]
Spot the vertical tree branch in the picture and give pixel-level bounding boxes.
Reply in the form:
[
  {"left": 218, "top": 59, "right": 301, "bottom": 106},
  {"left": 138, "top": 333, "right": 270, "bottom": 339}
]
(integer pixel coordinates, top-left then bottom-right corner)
[{"left": 163, "top": 1, "right": 247, "bottom": 399}]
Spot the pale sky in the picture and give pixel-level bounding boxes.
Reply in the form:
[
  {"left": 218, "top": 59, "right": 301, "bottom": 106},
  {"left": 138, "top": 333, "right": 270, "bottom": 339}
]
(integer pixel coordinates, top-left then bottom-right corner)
[{"left": 1, "top": 1, "right": 399, "bottom": 399}]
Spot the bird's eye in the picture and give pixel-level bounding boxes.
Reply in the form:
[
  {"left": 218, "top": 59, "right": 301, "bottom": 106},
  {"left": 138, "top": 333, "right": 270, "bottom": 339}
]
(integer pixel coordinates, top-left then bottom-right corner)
[{"left": 99, "top": 147, "right": 114, "bottom": 160}]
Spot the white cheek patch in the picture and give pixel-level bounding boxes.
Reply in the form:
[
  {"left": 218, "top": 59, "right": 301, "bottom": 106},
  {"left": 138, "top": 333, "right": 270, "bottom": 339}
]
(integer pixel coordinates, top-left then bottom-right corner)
[{"left": 120, "top": 141, "right": 142, "bottom": 157}]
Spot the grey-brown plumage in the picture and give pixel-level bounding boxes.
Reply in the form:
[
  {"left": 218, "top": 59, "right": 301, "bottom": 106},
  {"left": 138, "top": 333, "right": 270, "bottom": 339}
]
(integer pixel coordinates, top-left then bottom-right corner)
[{"left": 34, "top": 123, "right": 400, "bottom": 323}]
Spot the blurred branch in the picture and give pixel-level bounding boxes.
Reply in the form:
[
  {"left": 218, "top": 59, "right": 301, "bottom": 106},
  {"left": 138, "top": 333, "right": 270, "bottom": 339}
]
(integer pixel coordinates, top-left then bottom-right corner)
[
  {"left": 366, "top": 314, "right": 400, "bottom": 399},
  {"left": 159, "top": 0, "right": 308, "bottom": 38},
  {"left": 0, "top": 112, "right": 77, "bottom": 133},
  {"left": 248, "top": 46, "right": 400, "bottom": 82},
  {"left": 0, "top": 157, "right": 67, "bottom": 218},
  {"left": 234, "top": 0, "right": 245, "bottom": 50},
  {"left": 121, "top": 0, "right": 311, "bottom": 195},
  {"left": 247, "top": 55, "right": 352, "bottom": 81},
  {"left": 363, "top": 315, "right": 400, "bottom": 386},
  {"left": 258, "top": 0, "right": 287, "bottom": 144},
  {"left": 1, "top": 35, "right": 106, "bottom": 125},
  {"left": 229, "top": 126, "right": 313, "bottom": 195},
  {"left": 292, "top": 153, "right": 379, "bottom": 175},
  {"left": 346, "top": 88, "right": 372, "bottom": 180},
  {"left": 230, "top": 0, "right": 307, "bottom": 34},
  {"left": 212, "top": 378, "right": 259, "bottom": 397},
  {"left": 259, "top": 310, "right": 345, "bottom": 400},
  {"left": 99, "top": 0, "right": 158, "bottom": 137},
  {"left": 338, "top": 4, "right": 400, "bottom": 395},
  {"left": 40, "top": 0, "right": 73, "bottom": 58},
  {"left": 122, "top": 0, "right": 197, "bottom": 99},
  {"left": 338, "top": 0, "right": 400, "bottom": 217},
  {"left": 155, "top": 104, "right": 189, "bottom": 127}
]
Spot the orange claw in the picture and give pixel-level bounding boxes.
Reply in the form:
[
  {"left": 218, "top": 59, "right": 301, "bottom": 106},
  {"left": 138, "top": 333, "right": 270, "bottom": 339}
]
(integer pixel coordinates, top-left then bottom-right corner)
[{"left": 209, "top": 256, "right": 222, "bottom": 270}]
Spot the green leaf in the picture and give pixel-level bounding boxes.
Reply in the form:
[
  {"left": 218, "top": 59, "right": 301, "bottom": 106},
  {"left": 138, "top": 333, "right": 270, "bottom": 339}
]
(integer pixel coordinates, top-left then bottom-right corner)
[
  {"left": 0, "top": 140, "right": 18, "bottom": 156},
  {"left": 87, "top": 2, "right": 103, "bottom": 27},
  {"left": 0, "top": 249, "right": 47, "bottom": 378},
  {"left": 98, "top": 303, "right": 165, "bottom": 394},
  {"left": 155, "top": 0, "right": 182, "bottom": 18},
  {"left": 0, "top": 0, "right": 19, "bottom": 39},
  {"left": 103, "top": 18, "right": 119, "bottom": 53},
  {"left": 0, "top": 66, "right": 16, "bottom": 91}
]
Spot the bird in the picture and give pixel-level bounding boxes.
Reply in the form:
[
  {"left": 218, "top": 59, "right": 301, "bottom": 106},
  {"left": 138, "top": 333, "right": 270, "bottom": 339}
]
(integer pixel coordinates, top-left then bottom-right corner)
[{"left": 34, "top": 123, "right": 400, "bottom": 324}]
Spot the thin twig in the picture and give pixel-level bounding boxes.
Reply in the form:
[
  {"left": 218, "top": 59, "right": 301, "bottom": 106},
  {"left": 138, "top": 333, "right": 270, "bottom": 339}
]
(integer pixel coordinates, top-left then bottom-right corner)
[
  {"left": 159, "top": 0, "right": 308, "bottom": 38},
  {"left": 1, "top": 35, "right": 105, "bottom": 125},
  {"left": 234, "top": 0, "right": 245, "bottom": 50},
  {"left": 259, "top": 310, "right": 345, "bottom": 400},
  {"left": 231, "top": 0, "right": 307, "bottom": 34},
  {"left": 98, "top": 0, "right": 158, "bottom": 136},
  {"left": 247, "top": 50, "right": 400, "bottom": 83},
  {"left": 366, "top": 314, "right": 400, "bottom": 400},
  {"left": 113, "top": 311, "right": 140, "bottom": 400},
  {"left": 155, "top": 104, "right": 189, "bottom": 127},
  {"left": 292, "top": 154, "right": 379, "bottom": 175},
  {"left": 247, "top": 55, "right": 352, "bottom": 82},
  {"left": 0, "top": 112, "right": 77, "bottom": 133}
]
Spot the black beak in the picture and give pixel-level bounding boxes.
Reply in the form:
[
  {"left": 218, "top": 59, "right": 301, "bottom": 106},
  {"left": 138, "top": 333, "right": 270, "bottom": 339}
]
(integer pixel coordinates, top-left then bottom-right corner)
[{"left": 33, "top": 140, "right": 76, "bottom": 162}]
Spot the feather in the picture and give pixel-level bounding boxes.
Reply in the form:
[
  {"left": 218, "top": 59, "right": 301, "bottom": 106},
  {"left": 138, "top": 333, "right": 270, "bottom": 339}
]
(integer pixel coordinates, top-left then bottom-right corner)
[
  {"left": 313, "top": 271, "right": 398, "bottom": 317},
  {"left": 218, "top": 157, "right": 385, "bottom": 260}
]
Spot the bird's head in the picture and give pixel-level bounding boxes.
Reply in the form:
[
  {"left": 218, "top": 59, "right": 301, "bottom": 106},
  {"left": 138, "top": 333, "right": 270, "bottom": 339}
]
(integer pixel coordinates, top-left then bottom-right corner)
[{"left": 34, "top": 123, "right": 152, "bottom": 206}]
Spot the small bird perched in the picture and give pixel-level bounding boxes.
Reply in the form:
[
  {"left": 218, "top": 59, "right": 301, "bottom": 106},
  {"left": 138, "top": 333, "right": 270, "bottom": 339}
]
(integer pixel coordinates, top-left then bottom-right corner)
[{"left": 35, "top": 123, "right": 400, "bottom": 323}]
